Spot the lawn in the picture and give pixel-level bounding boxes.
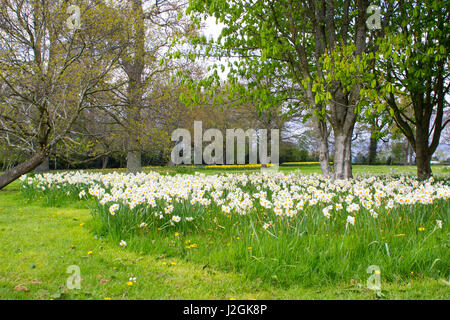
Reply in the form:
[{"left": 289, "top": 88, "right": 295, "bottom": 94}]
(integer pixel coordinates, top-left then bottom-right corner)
[{"left": 0, "top": 165, "right": 449, "bottom": 300}]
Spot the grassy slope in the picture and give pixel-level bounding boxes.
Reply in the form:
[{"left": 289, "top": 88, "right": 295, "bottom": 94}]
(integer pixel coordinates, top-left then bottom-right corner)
[{"left": 0, "top": 167, "right": 449, "bottom": 300}]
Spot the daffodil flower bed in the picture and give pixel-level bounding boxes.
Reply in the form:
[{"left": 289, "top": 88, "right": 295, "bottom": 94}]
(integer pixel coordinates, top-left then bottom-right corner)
[
  {"left": 20, "top": 171, "right": 449, "bottom": 285},
  {"left": 205, "top": 164, "right": 274, "bottom": 169}
]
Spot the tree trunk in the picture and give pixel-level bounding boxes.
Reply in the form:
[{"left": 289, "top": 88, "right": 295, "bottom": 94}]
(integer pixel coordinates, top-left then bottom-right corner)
[
  {"left": 344, "top": 133, "right": 353, "bottom": 179},
  {"left": 333, "top": 133, "right": 346, "bottom": 180},
  {"left": 368, "top": 135, "right": 377, "bottom": 165},
  {"left": 415, "top": 139, "right": 432, "bottom": 180},
  {"left": 102, "top": 156, "right": 109, "bottom": 169},
  {"left": 127, "top": 150, "right": 141, "bottom": 174},
  {"left": 334, "top": 131, "right": 353, "bottom": 180},
  {"left": 0, "top": 152, "right": 46, "bottom": 190},
  {"left": 124, "top": 0, "right": 145, "bottom": 174},
  {"left": 34, "top": 157, "right": 49, "bottom": 172},
  {"left": 317, "top": 120, "right": 331, "bottom": 178}
]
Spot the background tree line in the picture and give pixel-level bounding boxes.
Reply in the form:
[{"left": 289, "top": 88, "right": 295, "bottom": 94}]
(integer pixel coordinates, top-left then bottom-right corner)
[{"left": 0, "top": 0, "right": 449, "bottom": 189}]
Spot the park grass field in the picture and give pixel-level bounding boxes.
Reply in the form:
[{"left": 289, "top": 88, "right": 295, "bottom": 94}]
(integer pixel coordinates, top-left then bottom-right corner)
[{"left": 0, "top": 164, "right": 449, "bottom": 300}]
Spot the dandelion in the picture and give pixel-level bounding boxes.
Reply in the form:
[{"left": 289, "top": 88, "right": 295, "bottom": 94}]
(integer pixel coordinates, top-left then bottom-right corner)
[
  {"left": 418, "top": 227, "right": 425, "bottom": 231},
  {"left": 126, "top": 281, "right": 133, "bottom": 286},
  {"left": 87, "top": 251, "right": 93, "bottom": 255}
]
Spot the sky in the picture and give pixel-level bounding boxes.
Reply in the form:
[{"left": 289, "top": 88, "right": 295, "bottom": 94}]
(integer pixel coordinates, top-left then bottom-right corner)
[{"left": 204, "top": 16, "right": 224, "bottom": 41}]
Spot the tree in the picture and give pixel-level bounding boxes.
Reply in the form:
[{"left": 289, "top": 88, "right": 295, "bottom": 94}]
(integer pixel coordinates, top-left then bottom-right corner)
[
  {"left": 378, "top": 0, "right": 449, "bottom": 179},
  {"left": 185, "top": 0, "right": 392, "bottom": 179},
  {"left": 0, "top": 0, "right": 124, "bottom": 189},
  {"left": 363, "top": 111, "right": 392, "bottom": 165},
  {"left": 114, "top": 0, "right": 192, "bottom": 173}
]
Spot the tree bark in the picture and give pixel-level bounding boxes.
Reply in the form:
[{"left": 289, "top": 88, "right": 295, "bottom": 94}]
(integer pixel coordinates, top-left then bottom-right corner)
[
  {"left": 0, "top": 152, "right": 46, "bottom": 190},
  {"left": 127, "top": 150, "right": 141, "bottom": 174},
  {"left": 102, "top": 156, "right": 109, "bottom": 169},
  {"left": 333, "top": 128, "right": 354, "bottom": 180},
  {"left": 317, "top": 120, "right": 331, "bottom": 177},
  {"left": 333, "top": 133, "right": 346, "bottom": 180},
  {"left": 124, "top": 0, "right": 145, "bottom": 174},
  {"left": 368, "top": 128, "right": 378, "bottom": 165},
  {"left": 344, "top": 133, "right": 353, "bottom": 179},
  {"left": 415, "top": 130, "right": 432, "bottom": 180},
  {"left": 34, "top": 157, "right": 49, "bottom": 172},
  {"left": 416, "top": 147, "right": 432, "bottom": 180}
]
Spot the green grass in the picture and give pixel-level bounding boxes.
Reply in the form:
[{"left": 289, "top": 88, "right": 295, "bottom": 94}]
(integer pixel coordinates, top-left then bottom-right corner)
[
  {"left": 1, "top": 166, "right": 449, "bottom": 299},
  {"left": 49, "top": 164, "right": 449, "bottom": 176}
]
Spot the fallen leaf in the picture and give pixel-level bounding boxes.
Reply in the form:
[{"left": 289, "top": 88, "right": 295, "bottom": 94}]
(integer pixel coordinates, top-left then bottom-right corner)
[{"left": 14, "top": 285, "right": 29, "bottom": 292}]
